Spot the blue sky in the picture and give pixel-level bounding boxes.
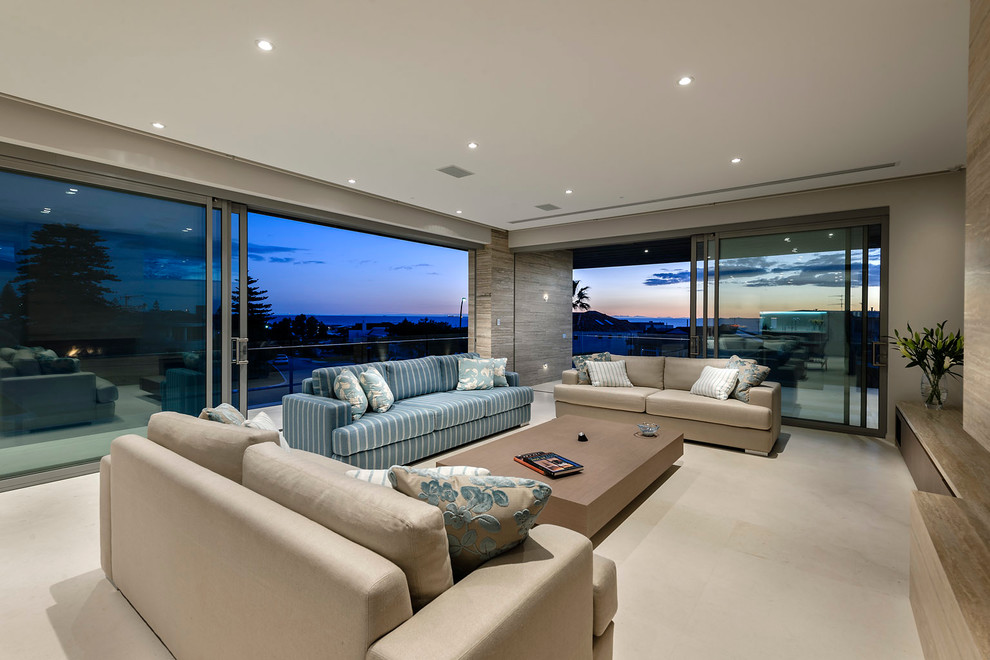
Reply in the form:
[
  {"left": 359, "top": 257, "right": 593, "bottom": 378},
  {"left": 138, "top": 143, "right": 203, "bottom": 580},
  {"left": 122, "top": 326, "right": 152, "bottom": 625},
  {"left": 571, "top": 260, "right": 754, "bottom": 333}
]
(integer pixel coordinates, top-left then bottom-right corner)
[{"left": 247, "top": 213, "right": 469, "bottom": 315}]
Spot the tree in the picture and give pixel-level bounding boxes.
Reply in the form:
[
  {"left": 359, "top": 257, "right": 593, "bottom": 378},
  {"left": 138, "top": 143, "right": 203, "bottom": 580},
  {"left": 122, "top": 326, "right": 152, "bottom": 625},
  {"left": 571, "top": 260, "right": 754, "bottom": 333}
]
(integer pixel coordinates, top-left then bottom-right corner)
[
  {"left": 0, "top": 282, "right": 19, "bottom": 318},
  {"left": 232, "top": 276, "right": 275, "bottom": 344},
  {"left": 572, "top": 280, "right": 591, "bottom": 311},
  {"left": 13, "top": 223, "right": 119, "bottom": 339}
]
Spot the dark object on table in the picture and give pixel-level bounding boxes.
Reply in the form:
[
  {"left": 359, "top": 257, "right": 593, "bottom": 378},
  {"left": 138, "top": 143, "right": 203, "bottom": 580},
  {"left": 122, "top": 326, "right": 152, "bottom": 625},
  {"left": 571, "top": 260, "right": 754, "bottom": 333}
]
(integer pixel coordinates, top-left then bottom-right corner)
[{"left": 578, "top": 432, "right": 588, "bottom": 442}]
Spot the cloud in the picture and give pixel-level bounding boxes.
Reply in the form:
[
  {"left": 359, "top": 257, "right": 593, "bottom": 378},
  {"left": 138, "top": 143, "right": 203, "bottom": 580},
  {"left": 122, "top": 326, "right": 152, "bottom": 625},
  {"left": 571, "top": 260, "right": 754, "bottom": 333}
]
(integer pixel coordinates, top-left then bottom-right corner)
[
  {"left": 248, "top": 254, "right": 265, "bottom": 262},
  {"left": 300, "top": 260, "right": 326, "bottom": 265},
  {"left": 643, "top": 270, "right": 692, "bottom": 286},
  {"left": 740, "top": 254, "right": 880, "bottom": 288},
  {"left": 247, "top": 242, "right": 305, "bottom": 255},
  {"left": 269, "top": 257, "right": 295, "bottom": 263},
  {"left": 391, "top": 263, "right": 433, "bottom": 271},
  {"left": 350, "top": 259, "right": 376, "bottom": 265},
  {"left": 426, "top": 272, "right": 440, "bottom": 276}
]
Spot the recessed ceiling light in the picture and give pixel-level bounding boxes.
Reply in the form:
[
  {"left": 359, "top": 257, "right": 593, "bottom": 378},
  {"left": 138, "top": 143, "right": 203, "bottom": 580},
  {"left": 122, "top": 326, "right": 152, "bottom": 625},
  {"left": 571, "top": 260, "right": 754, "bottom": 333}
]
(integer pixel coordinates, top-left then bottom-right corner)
[
  {"left": 565, "top": 189, "right": 573, "bottom": 195},
  {"left": 791, "top": 248, "right": 798, "bottom": 253},
  {"left": 730, "top": 157, "right": 742, "bottom": 164},
  {"left": 644, "top": 249, "right": 649, "bottom": 253},
  {"left": 828, "top": 233, "right": 834, "bottom": 238},
  {"left": 784, "top": 237, "right": 791, "bottom": 242},
  {"left": 347, "top": 179, "right": 356, "bottom": 184},
  {"left": 66, "top": 189, "right": 77, "bottom": 195},
  {"left": 678, "top": 76, "right": 694, "bottom": 86},
  {"left": 456, "top": 210, "right": 462, "bottom": 214},
  {"left": 467, "top": 142, "right": 478, "bottom": 149},
  {"left": 151, "top": 122, "right": 165, "bottom": 129},
  {"left": 41, "top": 208, "right": 51, "bottom": 214},
  {"left": 256, "top": 40, "right": 274, "bottom": 51}
]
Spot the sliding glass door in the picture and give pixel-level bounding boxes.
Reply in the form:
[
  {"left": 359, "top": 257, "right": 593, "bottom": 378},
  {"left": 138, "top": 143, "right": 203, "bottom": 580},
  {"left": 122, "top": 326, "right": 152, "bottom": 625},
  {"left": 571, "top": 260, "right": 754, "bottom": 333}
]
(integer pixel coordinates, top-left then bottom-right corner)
[{"left": 691, "top": 218, "right": 886, "bottom": 435}]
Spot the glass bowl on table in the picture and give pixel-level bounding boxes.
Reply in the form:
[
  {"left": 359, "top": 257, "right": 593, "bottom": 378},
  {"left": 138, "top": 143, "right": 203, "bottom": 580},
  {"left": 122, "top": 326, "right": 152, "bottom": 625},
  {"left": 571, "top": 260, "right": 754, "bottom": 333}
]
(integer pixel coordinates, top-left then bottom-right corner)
[{"left": 637, "top": 422, "right": 659, "bottom": 437}]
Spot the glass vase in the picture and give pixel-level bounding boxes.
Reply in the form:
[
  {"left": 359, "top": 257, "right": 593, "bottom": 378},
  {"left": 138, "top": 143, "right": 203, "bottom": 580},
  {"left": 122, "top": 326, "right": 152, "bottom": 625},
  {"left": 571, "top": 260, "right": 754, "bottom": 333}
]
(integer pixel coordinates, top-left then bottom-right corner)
[{"left": 921, "top": 373, "right": 948, "bottom": 410}]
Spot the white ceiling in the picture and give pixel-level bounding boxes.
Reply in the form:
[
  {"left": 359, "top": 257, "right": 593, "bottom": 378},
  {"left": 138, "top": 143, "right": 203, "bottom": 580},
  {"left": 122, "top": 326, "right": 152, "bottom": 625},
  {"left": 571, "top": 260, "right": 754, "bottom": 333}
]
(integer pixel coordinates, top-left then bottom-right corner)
[{"left": 0, "top": 0, "right": 970, "bottom": 231}]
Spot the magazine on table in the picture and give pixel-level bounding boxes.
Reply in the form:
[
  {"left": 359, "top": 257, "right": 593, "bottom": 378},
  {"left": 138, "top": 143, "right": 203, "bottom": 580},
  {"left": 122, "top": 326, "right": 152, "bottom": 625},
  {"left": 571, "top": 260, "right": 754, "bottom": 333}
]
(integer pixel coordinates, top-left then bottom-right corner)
[{"left": 514, "top": 451, "right": 584, "bottom": 478}]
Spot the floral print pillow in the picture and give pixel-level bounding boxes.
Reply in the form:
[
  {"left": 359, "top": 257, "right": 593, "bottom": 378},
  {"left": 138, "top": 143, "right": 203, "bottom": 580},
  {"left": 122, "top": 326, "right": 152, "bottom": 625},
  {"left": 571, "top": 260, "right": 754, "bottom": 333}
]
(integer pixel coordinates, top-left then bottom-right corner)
[
  {"left": 572, "top": 352, "right": 611, "bottom": 385},
  {"left": 333, "top": 369, "right": 369, "bottom": 420},
  {"left": 726, "top": 355, "right": 771, "bottom": 402},
  {"left": 358, "top": 366, "right": 395, "bottom": 413},
  {"left": 491, "top": 357, "right": 508, "bottom": 387},
  {"left": 390, "top": 467, "right": 552, "bottom": 579},
  {"left": 198, "top": 402, "right": 245, "bottom": 425},
  {"left": 456, "top": 357, "right": 494, "bottom": 391}
]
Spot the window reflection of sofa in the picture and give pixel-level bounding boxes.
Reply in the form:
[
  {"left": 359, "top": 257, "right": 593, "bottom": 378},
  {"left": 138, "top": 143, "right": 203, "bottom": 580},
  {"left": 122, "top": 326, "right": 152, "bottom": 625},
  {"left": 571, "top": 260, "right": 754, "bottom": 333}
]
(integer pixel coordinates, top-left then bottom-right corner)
[
  {"left": 717, "top": 335, "right": 808, "bottom": 385},
  {"left": 160, "top": 352, "right": 220, "bottom": 417},
  {"left": 0, "top": 346, "right": 118, "bottom": 433}
]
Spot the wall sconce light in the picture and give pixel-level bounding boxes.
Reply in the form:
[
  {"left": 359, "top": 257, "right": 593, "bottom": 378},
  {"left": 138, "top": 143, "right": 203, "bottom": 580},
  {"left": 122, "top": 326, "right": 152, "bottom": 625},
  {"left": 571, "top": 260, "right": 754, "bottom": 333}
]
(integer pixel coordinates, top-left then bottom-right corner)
[
  {"left": 543, "top": 293, "right": 549, "bottom": 302},
  {"left": 542, "top": 363, "right": 549, "bottom": 370}
]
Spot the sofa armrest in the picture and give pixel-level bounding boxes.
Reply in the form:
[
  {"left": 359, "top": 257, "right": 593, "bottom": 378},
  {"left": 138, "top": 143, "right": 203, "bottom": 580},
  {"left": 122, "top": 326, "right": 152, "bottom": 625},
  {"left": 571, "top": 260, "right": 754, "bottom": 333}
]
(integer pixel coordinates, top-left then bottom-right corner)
[
  {"left": 100, "top": 455, "right": 112, "bottom": 584},
  {"left": 562, "top": 369, "right": 580, "bottom": 385},
  {"left": 505, "top": 371, "right": 520, "bottom": 387},
  {"left": 368, "top": 524, "right": 596, "bottom": 660},
  {"left": 748, "top": 381, "right": 782, "bottom": 442},
  {"left": 281, "top": 393, "right": 352, "bottom": 456}
]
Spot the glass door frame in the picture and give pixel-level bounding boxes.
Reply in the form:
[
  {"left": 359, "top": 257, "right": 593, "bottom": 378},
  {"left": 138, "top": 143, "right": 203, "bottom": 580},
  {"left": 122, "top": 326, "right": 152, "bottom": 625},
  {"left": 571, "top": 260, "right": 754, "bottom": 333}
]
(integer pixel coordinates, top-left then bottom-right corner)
[
  {"left": 689, "top": 211, "right": 889, "bottom": 437},
  {"left": 212, "top": 200, "right": 249, "bottom": 415}
]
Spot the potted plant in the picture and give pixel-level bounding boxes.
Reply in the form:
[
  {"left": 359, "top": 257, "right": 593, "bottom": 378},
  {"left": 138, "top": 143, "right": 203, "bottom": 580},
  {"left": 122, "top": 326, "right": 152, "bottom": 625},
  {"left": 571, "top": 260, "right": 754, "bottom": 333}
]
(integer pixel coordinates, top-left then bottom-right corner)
[{"left": 891, "top": 320, "right": 963, "bottom": 409}]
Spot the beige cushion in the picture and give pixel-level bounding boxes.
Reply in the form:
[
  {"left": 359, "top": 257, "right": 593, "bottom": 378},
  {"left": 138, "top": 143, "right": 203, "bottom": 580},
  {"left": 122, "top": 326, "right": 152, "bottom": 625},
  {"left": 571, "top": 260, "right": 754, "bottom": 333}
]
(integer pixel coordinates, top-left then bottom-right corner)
[
  {"left": 662, "top": 357, "right": 728, "bottom": 391},
  {"left": 242, "top": 444, "right": 453, "bottom": 610},
  {"left": 390, "top": 467, "right": 552, "bottom": 579},
  {"left": 609, "top": 354, "right": 664, "bottom": 389},
  {"left": 146, "top": 411, "right": 278, "bottom": 483},
  {"left": 645, "top": 389, "right": 772, "bottom": 429},
  {"left": 554, "top": 383, "right": 660, "bottom": 413},
  {"left": 593, "top": 554, "right": 618, "bottom": 637}
]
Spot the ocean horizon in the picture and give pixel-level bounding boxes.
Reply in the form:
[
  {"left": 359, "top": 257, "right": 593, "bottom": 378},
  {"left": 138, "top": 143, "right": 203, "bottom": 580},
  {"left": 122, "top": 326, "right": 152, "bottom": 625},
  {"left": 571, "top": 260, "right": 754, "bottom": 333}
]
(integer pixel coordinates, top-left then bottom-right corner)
[{"left": 273, "top": 314, "right": 466, "bottom": 327}]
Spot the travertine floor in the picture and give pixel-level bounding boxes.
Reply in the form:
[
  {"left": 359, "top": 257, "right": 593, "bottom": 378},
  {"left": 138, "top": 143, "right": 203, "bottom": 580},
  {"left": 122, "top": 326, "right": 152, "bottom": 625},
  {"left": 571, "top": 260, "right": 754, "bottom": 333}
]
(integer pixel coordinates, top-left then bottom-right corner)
[{"left": 0, "top": 391, "right": 923, "bottom": 659}]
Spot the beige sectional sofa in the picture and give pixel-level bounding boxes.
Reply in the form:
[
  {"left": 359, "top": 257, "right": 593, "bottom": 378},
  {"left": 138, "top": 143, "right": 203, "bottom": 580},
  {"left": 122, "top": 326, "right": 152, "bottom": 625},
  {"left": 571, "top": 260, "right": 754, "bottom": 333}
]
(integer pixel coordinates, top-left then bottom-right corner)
[
  {"left": 100, "top": 412, "right": 617, "bottom": 660},
  {"left": 554, "top": 355, "right": 782, "bottom": 455}
]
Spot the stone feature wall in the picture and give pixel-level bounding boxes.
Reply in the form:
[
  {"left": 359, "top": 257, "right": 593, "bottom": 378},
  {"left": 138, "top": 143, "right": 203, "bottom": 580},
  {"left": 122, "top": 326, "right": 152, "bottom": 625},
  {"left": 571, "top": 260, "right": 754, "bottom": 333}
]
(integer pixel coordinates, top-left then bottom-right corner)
[
  {"left": 513, "top": 251, "right": 573, "bottom": 386},
  {"left": 965, "top": 0, "right": 990, "bottom": 451},
  {"left": 470, "top": 229, "right": 514, "bottom": 367}
]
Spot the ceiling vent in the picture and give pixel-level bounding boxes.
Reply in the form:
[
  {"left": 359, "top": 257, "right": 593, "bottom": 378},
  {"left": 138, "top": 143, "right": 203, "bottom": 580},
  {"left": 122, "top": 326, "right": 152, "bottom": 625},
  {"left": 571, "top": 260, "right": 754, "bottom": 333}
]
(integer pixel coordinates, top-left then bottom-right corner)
[
  {"left": 535, "top": 203, "right": 561, "bottom": 211},
  {"left": 437, "top": 165, "right": 475, "bottom": 178}
]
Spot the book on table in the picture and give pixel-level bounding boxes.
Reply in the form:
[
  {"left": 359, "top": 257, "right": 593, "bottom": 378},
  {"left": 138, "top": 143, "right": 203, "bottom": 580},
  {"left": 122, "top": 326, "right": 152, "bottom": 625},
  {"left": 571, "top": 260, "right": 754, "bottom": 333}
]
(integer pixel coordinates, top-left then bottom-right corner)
[{"left": 514, "top": 451, "right": 584, "bottom": 478}]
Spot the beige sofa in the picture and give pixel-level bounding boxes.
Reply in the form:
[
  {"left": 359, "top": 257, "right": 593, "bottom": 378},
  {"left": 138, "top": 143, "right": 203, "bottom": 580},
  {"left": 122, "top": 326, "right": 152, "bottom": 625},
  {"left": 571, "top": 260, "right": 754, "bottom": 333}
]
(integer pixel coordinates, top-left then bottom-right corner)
[
  {"left": 554, "top": 355, "right": 782, "bottom": 455},
  {"left": 100, "top": 412, "right": 617, "bottom": 660}
]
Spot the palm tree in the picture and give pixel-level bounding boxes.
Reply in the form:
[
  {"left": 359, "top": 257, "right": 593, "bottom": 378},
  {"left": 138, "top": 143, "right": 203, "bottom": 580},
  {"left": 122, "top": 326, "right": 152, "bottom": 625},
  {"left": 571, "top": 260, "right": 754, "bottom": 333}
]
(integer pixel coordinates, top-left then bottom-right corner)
[{"left": 572, "top": 280, "right": 591, "bottom": 311}]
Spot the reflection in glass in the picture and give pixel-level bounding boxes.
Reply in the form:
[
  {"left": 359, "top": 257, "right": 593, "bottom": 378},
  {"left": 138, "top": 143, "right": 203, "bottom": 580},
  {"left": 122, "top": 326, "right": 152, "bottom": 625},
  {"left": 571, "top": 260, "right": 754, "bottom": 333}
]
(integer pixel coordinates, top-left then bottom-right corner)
[{"left": 0, "top": 169, "right": 206, "bottom": 480}]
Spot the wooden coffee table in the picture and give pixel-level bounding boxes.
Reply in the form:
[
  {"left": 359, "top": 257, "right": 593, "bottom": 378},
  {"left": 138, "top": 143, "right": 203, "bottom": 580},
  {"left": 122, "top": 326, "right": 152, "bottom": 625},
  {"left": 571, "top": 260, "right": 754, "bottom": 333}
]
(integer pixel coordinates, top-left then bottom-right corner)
[{"left": 437, "top": 415, "right": 683, "bottom": 537}]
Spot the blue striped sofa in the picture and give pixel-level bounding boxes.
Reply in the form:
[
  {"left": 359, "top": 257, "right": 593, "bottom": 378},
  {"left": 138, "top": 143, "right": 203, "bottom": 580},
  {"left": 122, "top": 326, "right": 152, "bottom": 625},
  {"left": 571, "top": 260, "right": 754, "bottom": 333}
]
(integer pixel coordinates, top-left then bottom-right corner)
[{"left": 282, "top": 353, "right": 534, "bottom": 468}]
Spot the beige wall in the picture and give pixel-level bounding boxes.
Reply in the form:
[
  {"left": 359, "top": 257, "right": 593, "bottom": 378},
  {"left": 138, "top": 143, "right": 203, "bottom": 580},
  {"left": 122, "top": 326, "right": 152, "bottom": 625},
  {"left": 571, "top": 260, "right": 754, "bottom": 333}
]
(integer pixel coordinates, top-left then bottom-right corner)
[
  {"left": 470, "top": 230, "right": 514, "bottom": 366},
  {"left": 512, "top": 173, "right": 966, "bottom": 438},
  {"left": 513, "top": 252, "right": 573, "bottom": 386},
  {"left": 964, "top": 0, "right": 990, "bottom": 451}
]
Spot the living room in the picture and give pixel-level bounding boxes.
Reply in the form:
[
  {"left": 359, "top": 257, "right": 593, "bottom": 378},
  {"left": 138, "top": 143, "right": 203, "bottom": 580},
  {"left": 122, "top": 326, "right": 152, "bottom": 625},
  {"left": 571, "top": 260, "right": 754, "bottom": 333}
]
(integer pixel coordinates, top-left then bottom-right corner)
[{"left": 1, "top": 1, "right": 988, "bottom": 658}]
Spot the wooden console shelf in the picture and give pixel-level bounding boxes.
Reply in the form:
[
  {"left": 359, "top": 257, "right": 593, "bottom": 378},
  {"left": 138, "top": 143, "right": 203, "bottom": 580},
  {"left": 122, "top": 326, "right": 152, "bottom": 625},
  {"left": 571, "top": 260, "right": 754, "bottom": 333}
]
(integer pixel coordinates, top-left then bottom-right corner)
[{"left": 896, "top": 402, "right": 990, "bottom": 660}]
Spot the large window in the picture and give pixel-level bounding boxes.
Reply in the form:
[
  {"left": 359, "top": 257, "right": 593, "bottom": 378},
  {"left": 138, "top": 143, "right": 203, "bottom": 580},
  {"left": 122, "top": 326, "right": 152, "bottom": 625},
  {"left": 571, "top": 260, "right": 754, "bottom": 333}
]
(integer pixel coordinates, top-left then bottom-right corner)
[
  {"left": 0, "top": 169, "right": 206, "bottom": 481},
  {"left": 239, "top": 212, "right": 470, "bottom": 408}
]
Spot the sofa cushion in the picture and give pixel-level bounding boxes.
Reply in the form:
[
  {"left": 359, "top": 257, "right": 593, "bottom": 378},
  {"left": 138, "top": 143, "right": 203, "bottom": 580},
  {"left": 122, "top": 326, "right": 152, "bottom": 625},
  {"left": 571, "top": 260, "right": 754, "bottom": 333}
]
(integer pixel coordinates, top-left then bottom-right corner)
[
  {"left": 610, "top": 355, "right": 665, "bottom": 389},
  {"left": 431, "top": 353, "right": 481, "bottom": 392},
  {"left": 345, "top": 465, "right": 492, "bottom": 488},
  {"left": 242, "top": 443, "right": 453, "bottom": 611},
  {"left": 450, "top": 386, "right": 535, "bottom": 416},
  {"left": 198, "top": 402, "right": 245, "bottom": 425},
  {"left": 663, "top": 357, "right": 729, "bottom": 391},
  {"left": 12, "top": 348, "right": 40, "bottom": 376},
  {"left": 553, "top": 384, "right": 659, "bottom": 412},
  {"left": 359, "top": 367, "right": 395, "bottom": 413},
  {"left": 398, "top": 391, "right": 487, "bottom": 430},
  {"left": 331, "top": 401, "right": 437, "bottom": 456},
  {"left": 456, "top": 357, "right": 494, "bottom": 391},
  {"left": 333, "top": 369, "right": 369, "bottom": 420},
  {"left": 311, "top": 364, "right": 366, "bottom": 398},
  {"left": 726, "top": 355, "right": 771, "bottom": 403},
  {"left": 389, "top": 467, "right": 552, "bottom": 579},
  {"left": 690, "top": 366, "right": 739, "bottom": 400},
  {"left": 146, "top": 411, "right": 278, "bottom": 482},
  {"left": 383, "top": 357, "right": 444, "bottom": 400},
  {"left": 492, "top": 357, "right": 509, "bottom": 387},
  {"left": 645, "top": 389, "right": 772, "bottom": 429},
  {"left": 0, "top": 358, "right": 14, "bottom": 378},
  {"left": 587, "top": 360, "right": 634, "bottom": 387},
  {"left": 573, "top": 352, "right": 611, "bottom": 385}
]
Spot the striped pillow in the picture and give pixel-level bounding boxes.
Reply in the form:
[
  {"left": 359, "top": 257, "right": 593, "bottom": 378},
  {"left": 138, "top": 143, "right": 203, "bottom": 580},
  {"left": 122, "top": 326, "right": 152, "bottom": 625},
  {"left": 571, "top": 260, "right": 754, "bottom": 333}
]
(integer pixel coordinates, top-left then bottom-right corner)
[
  {"left": 586, "top": 360, "right": 634, "bottom": 388},
  {"left": 346, "top": 465, "right": 492, "bottom": 488},
  {"left": 690, "top": 366, "right": 740, "bottom": 400}
]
